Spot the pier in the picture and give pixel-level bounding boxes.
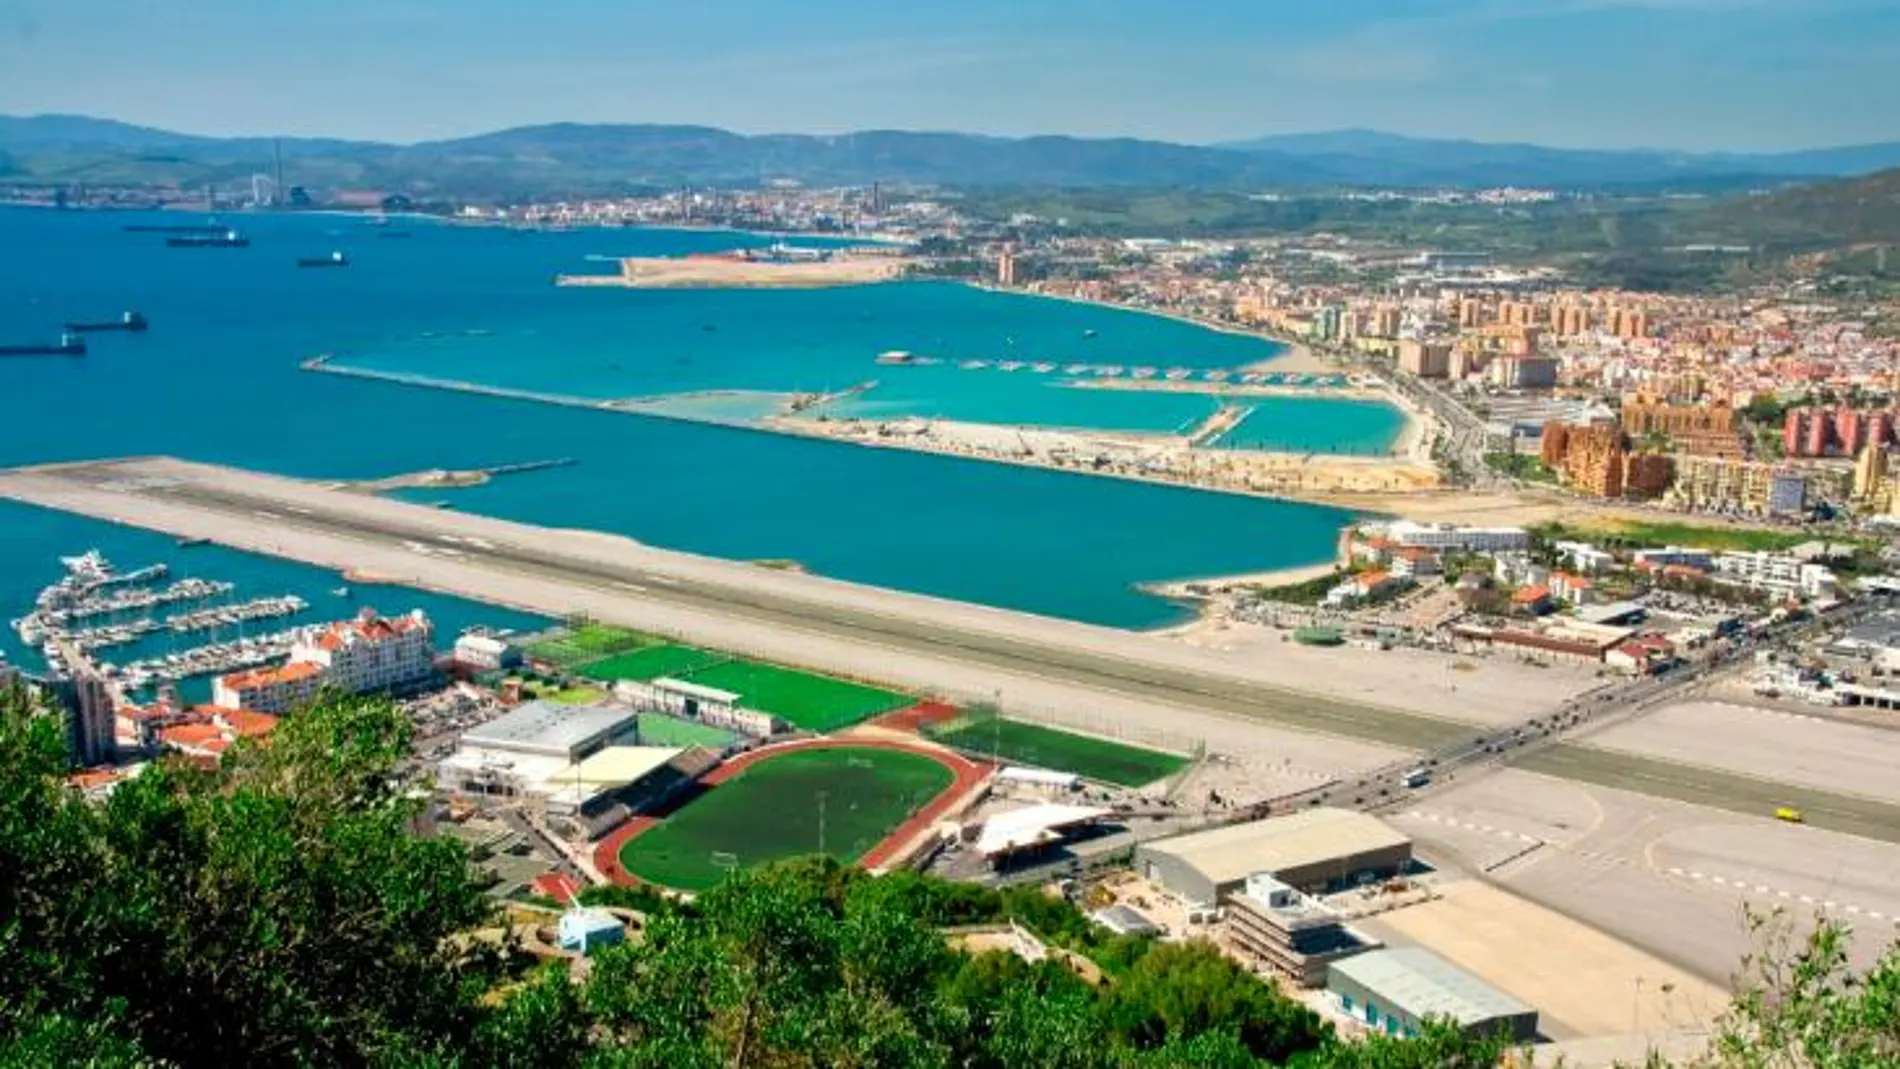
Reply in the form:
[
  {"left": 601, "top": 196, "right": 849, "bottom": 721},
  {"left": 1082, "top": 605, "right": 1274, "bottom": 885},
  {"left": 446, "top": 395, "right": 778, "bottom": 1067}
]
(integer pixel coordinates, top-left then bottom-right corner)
[
  {"left": 37, "top": 578, "right": 234, "bottom": 627},
  {"left": 112, "top": 626, "right": 307, "bottom": 688},
  {"left": 166, "top": 595, "right": 309, "bottom": 634}
]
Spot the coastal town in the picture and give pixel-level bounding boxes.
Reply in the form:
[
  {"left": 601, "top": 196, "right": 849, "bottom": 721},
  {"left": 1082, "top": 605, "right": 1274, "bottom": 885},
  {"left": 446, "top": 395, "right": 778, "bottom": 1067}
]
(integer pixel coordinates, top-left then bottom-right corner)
[{"left": 8, "top": 132, "right": 1900, "bottom": 1069}]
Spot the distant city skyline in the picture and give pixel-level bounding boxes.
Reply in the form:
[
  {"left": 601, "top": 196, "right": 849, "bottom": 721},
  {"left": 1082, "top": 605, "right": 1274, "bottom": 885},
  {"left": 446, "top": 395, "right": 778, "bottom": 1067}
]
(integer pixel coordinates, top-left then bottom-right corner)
[{"left": 3, "top": 0, "right": 1898, "bottom": 152}]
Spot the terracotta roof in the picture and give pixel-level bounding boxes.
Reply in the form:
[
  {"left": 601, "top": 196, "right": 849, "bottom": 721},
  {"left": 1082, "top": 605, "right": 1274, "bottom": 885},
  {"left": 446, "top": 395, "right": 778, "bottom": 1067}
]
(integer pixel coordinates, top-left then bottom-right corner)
[
  {"left": 68, "top": 768, "right": 129, "bottom": 792},
  {"left": 219, "top": 661, "right": 324, "bottom": 691},
  {"left": 1512, "top": 586, "right": 1551, "bottom": 604},
  {"left": 212, "top": 709, "right": 279, "bottom": 738},
  {"left": 159, "top": 722, "right": 226, "bottom": 750}
]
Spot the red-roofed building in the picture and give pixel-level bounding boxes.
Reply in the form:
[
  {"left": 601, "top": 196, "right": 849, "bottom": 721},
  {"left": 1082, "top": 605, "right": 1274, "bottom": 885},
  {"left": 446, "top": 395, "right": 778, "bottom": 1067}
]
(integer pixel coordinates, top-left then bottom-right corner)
[
  {"left": 211, "top": 609, "right": 435, "bottom": 713},
  {"left": 214, "top": 660, "right": 325, "bottom": 714},
  {"left": 153, "top": 706, "right": 279, "bottom": 762},
  {"left": 1511, "top": 586, "right": 1553, "bottom": 615}
]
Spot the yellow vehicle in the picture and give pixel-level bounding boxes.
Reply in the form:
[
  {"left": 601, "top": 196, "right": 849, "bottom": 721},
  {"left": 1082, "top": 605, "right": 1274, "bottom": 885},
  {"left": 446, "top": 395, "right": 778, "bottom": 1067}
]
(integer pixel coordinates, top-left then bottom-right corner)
[{"left": 1775, "top": 807, "right": 1804, "bottom": 824}]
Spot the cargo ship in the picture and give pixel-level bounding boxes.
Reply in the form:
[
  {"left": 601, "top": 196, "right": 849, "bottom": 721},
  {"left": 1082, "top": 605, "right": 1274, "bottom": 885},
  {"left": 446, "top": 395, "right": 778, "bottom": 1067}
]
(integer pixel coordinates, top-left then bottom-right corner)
[
  {"left": 64, "top": 311, "right": 148, "bottom": 333},
  {"left": 0, "top": 332, "right": 86, "bottom": 357},
  {"left": 297, "top": 251, "right": 348, "bottom": 268},
  {"left": 166, "top": 229, "right": 249, "bottom": 248}
]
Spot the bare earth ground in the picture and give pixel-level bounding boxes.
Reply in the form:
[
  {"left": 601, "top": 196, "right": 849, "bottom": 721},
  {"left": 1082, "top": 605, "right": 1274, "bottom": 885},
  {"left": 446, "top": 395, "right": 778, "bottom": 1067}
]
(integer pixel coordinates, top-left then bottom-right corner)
[
  {"left": 1356, "top": 880, "right": 1727, "bottom": 1042},
  {"left": 1390, "top": 768, "right": 1900, "bottom": 983},
  {"left": 1584, "top": 700, "right": 1900, "bottom": 805}
]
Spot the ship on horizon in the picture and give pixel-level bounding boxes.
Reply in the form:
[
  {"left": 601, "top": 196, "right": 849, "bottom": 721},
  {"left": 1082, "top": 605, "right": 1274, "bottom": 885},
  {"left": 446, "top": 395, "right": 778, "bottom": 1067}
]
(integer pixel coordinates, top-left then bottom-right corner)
[
  {"left": 297, "top": 251, "right": 349, "bottom": 268},
  {"left": 0, "top": 331, "right": 86, "bottom": 358},
  {"left": 166, "top": 229, "right": 249, "bottom": 248},
  {"left": 64, "top": 311, "right": 148, "bottom": 333}
]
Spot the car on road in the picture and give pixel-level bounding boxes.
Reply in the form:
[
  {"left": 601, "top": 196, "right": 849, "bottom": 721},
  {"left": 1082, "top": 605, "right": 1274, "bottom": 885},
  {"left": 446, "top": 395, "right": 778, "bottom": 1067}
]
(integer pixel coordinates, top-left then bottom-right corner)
[{"left": 1774, "top": 806, "right": 1804, "bottom": 824}]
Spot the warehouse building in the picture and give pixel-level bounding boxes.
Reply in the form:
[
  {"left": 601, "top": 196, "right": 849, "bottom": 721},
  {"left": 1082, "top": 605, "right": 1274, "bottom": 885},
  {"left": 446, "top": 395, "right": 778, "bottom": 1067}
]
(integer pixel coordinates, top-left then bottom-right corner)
[
  {"left": 460, "top": 700, "right": 639, "bottom": 763},
  {"left": 1134, "top": 808, "right": 1412, "bottom": 904},
  {"left": 1327, "top": 947, "right": 1538, "bottom": 1041}
]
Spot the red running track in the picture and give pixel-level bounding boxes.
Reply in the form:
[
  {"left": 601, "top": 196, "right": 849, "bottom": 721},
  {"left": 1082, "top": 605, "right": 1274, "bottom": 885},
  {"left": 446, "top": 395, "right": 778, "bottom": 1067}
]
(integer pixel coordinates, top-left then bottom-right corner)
[{"left": 590, "top": 737, "right": 989, "bottom": 887}]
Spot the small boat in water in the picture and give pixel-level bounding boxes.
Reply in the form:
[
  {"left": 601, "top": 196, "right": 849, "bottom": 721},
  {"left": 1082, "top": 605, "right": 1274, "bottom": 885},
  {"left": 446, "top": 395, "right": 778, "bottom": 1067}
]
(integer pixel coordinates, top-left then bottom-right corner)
[
  {"left": 332, "top": 586, "right": 352, "bottom": 598},
  {"left": 297, "top": 251, "right": 348, "bottom": 268}
]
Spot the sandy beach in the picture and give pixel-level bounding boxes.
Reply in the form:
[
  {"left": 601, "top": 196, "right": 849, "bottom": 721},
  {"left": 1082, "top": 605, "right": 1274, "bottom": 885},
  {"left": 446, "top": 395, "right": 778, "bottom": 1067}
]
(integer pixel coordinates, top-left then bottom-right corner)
[{"left": 558, "top": 254, "right": 907, "bottom": 289}]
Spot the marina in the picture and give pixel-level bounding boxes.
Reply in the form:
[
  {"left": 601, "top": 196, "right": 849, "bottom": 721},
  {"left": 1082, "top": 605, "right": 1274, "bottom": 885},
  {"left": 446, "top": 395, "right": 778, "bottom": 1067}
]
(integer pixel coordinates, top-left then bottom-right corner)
[{"left": 7, "top": 549, "right": 321, "bottom": 692}]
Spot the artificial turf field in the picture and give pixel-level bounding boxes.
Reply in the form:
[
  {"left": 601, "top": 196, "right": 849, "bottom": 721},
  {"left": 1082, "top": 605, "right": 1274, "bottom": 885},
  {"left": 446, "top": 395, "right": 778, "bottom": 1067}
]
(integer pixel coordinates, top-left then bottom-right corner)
[
  {"left": 677, "top": 661, "right": 911, "bottom": 733},
  {"left": 526, "top": 623, "right": 651, "bottom": 667},
  {"left": 579, "top": 644, "right": 727, "bottom": 683},
  {"left": 578, "top": 644, "right": 911, "bottom": 733},
  {"left": 927, "top": 714, "right": 1189, "bottom": 787},
  {"left": 618, "top": 748, "right": 954, "bottom": 891}
]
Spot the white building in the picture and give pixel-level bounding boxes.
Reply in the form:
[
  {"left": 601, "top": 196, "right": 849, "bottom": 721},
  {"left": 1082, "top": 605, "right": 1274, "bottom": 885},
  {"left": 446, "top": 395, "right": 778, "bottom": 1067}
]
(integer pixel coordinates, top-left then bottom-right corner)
[
  {"left": 212, "top": 610, "right": 436, "bottom": 713},
  {"left": 213, "top": 661, "right": 326, "bottom": 714},
  {"left": 613, "top": 677, "right": 781, "bottom": 737},
  {"left": 453, "top": 633, "right": 521, "bottom": 671},
  {"left": 1385, "top": 521, "right": 1530, "bottom": 553},
  {"left": 296, "top": 610, "right": 435, "bottom": 693},
  {"left": 1552, "top": 540, "right": 1615, "bottom": 574},
  {"left": 1712, "top": 552, "right": 1838, "bottom": 599}
]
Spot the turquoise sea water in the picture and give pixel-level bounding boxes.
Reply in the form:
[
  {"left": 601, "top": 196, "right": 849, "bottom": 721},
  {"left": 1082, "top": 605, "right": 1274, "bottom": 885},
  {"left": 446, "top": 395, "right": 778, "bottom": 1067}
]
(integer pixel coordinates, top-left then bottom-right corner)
[
  {"left": 0, "top": 207, "right": 1368, "bottom": 632},
  {"left": 348, "top": 274, "right": 1402, "bottom": 447}
]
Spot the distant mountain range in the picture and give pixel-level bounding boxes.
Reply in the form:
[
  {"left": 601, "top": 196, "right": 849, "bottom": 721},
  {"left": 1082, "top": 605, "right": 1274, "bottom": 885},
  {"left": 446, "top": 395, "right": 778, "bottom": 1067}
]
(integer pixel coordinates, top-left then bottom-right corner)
[
  {"left": 4, "top": 113, "right": 1900, "bottom": 197},
  {"left": 1218, "top": 129, "right": 1900, "bottom": 189}
]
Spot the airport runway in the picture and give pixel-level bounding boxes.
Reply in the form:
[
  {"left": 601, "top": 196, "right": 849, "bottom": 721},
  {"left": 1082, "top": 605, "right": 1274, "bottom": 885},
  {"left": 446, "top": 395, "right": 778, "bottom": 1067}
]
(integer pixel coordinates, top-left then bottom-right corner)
[
  {"left": 0, "top": 457, "right": 1468, "bottom": 753},
  {"left": 1516, "top": 745, "right": 1900, "bottom": 846},
  {"left": 15, "top": 456, "right": 1900, "bottom": 839}
]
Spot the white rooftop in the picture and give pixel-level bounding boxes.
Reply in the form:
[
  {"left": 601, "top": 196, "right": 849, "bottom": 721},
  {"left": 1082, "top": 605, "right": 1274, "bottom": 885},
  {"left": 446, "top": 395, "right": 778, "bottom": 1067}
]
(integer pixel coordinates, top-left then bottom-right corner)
[
  {"left": 974, "top": 803, "right": 1111, "bottom": 856},
  {"left": 650, "top": 676, "right": 742, "bottom": 704},
  {"left": 460, "top": 701, "right": 635, "bottom": 759},
  {"left": 1329, "top": 947, "right": 1534, "bottom": 1026}
]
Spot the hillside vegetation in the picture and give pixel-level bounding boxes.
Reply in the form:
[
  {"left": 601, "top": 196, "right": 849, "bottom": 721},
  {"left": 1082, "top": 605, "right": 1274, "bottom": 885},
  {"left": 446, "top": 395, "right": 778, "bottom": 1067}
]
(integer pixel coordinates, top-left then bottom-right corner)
[{"left": 3, "top": 683, "right": 1896, "bottom": 1067}]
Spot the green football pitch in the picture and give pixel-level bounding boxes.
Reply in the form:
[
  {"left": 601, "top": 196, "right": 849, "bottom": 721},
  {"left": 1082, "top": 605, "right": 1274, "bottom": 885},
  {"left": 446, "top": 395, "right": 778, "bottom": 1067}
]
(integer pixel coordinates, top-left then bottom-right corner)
[
  {"left": 929, "top": 715, "right": 1189, "bottom": 787},
  {"left": 673, "top": 661, "right": 912, "bottom": 733},
  {"left": 526, "top": 623, "right": 652, "bottom": 667},
  {"left": 618, "top": 747, "right": 954, "bottom": 891},
  {"left": 579, "top": 644, "right": 728, "bottom": 683}
]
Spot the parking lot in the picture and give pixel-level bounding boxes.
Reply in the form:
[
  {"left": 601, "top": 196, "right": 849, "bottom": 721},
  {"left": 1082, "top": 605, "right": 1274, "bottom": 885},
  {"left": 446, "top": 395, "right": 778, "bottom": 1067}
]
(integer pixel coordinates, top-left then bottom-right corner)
[{"left": 1391, "top": 768, "right": 1900, "bottom": 982}]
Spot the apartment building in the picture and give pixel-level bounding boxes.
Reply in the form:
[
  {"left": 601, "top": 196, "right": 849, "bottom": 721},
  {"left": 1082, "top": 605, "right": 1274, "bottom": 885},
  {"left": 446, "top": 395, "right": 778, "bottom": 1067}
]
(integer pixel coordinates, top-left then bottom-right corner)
[{"left": 212, "top": 610, "right": 436, "bottom": 713}]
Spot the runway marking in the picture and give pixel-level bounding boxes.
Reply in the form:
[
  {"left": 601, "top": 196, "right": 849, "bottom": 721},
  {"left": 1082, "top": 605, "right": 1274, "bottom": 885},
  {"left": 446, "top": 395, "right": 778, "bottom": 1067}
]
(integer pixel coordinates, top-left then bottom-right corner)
[
  {"left": 1664, "top": 867, "right": 1894, "bottom": 923},
  {"left": 1403, "top": 810, "right": 1541, "bottom": 845}
]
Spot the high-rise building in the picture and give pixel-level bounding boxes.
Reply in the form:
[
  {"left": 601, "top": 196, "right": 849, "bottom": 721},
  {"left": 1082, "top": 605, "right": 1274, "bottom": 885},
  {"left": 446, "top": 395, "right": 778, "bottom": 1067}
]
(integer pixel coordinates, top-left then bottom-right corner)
[
  {"left": 1784, "top": 410, "right": 1808, "bottom": 458},
  {"left": 1805, "top": 410, "right": 1833, "bottom": 458},
  {"left": 996, "top": 249, "right": 1017, "bottom": 287},
  {"left": 1373, "top": 306, "right": 1402, "bottom": 338},
  {"left": 1458, "top": 299, "right": 1484, "bottom": 328},
  {"left": 58, "top": 668, "right": 116, "bottom": 767},
  {"left": 1838, "top": 409, "right": 1867, "bottom": 458},
  {"left": 1622, "top": 453, "right": 1676, "bottom": 499},
  {"left": 1397, "top": 340, "right": 1451, "bottom": 378},
  {"left": 1855, "top": 445, "right": 1888, "bottom": 503},
  {"left": 1552, "top": 304, "right": 1589, "bottom": 336},
  {"left": 1539, "top": 422, "right": 1571, "bottom": 470}
]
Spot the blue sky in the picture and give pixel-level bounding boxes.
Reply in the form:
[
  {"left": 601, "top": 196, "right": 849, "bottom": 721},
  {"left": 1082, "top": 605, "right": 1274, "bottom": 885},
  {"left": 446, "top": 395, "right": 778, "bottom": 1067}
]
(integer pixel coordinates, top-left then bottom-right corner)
[{"left": 3, "top": 0, "right": 1897, "bottom": 150}]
